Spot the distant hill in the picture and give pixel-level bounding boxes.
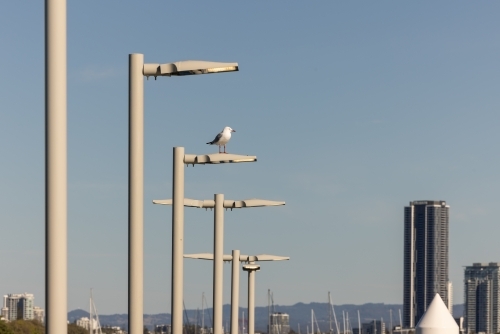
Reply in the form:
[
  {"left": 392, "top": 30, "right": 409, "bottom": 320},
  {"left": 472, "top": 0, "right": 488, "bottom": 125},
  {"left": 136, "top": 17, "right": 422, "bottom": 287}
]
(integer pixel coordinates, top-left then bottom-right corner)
[{"left": 68, "top": 303, "right": 464, "bottom": 332}]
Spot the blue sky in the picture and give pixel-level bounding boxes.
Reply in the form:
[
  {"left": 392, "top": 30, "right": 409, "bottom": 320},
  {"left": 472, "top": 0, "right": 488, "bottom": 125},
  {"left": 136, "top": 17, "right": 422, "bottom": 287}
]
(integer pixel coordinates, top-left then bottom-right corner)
[{"left": 1, "top": 1, "right": 500, "bottom": 315}]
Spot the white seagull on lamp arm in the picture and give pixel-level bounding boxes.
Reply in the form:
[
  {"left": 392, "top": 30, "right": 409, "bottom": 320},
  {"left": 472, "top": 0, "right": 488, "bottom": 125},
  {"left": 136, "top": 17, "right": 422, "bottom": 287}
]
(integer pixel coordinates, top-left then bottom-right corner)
[{"left": 206, "top": 126, "right": 236, "bottom": 154}]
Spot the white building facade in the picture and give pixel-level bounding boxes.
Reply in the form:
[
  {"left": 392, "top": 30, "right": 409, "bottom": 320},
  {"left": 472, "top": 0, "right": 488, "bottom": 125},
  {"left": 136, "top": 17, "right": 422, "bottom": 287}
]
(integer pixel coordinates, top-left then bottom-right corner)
[{"left": 2, "top": 293, "right": 35, "bottom": 321}]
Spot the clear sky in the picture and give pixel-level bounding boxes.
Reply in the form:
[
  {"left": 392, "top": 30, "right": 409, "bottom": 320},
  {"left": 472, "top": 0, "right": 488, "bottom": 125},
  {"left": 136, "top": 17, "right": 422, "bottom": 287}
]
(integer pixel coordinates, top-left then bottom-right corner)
[{"left": 1, "top": 1, "right": 500, "bottom": 315}]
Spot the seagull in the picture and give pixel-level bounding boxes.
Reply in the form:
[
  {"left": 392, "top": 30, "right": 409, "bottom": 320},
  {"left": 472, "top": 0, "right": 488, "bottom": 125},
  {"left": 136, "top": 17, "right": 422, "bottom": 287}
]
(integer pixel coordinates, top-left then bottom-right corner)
[{"left": 206, "top": 126, "right": 236, "bottom": 154}]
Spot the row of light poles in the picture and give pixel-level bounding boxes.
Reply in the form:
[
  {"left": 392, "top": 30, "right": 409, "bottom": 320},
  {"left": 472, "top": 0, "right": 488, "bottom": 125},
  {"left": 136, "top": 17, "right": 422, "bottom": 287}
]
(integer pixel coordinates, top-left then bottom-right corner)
[
  {"left": 184, "top": 252, "right": 289, "bottom": 334},
  {"left": 155, "top": 194, "right": 288, "bottom": 334},
  {"left": 129, "top": 54, "right": 289, "bottom": 334},
  {"left": 43, "top": 7, "right": 288, "bottom": 329}
]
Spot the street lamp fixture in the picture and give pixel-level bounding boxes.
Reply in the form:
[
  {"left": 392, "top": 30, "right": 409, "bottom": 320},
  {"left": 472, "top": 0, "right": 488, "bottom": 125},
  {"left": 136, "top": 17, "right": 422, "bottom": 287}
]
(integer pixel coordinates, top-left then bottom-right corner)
[
  {"left": 184, "top": 153, "right": 257, "bottom": 165},
  {"left": 128, "top": 53, "right": 238, "bottom": 334},
  {"left": 154, "top": 195, "right": 284, "bottom": 334},
  {"left": 143, "top": 60, "right": 238, "bottom": 78},
  {"left": 185, "top": 253, "right": 289, "bottom": 334}
]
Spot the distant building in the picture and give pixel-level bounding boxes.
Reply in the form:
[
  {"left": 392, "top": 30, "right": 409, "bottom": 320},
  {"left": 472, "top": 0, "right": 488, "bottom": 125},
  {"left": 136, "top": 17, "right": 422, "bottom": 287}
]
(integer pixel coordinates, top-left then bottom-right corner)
[
  {"left": 268, "top": 312, "right": 290, "bottom": 334},
  {"left": 33, "top": 306, "right": 44, "bottom": 323},
  {"left": 361, "top": 320, "right": 385, "bottom": 334},
  {"left": 403, "top": 200, "right": 450, "bottom": 328},
  {"left": 76, "top": 317, "right": 99, "bottom": 330},
  {"left": 1, "top": 296, "right": 8, "bottom": 320},
  {"left": 464, "top": 262, "right": 500, "bottom": 334},
  {"left": 3, "top": 293, "right": 35, "bottom": 321},
  {"left": 155, "top": 324, "right": 172, "bottom": 334}
]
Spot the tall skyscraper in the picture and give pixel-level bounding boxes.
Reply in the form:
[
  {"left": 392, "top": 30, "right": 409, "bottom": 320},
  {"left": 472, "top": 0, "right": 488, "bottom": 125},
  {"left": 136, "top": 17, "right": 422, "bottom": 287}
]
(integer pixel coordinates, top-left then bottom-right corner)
[
  {"left": 403, "top": 200, "right": 450, "bottom": 328},
  {"left": 464, "top": 262, "right": 500, "bottom": 334}
]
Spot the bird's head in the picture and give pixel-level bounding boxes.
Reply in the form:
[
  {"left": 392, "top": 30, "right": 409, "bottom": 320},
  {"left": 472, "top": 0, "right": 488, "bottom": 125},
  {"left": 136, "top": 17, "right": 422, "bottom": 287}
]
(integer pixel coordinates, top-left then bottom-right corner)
[{"left": 224, "top": 126, "right": 236, "bottom": 133}]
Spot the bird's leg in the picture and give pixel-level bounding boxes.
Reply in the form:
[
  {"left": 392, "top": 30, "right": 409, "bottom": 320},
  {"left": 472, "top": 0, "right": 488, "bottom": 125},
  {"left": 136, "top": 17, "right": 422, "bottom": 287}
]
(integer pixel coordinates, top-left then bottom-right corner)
[{"left": 224, "top": 145, "right": 227, "bottom": 154}]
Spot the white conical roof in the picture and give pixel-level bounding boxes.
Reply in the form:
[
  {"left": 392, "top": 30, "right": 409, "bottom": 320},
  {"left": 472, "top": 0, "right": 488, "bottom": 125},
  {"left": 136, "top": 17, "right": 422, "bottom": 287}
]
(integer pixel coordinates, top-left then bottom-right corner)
[{"left": 416, "top": 294, "right": 458, "bottom": 334}]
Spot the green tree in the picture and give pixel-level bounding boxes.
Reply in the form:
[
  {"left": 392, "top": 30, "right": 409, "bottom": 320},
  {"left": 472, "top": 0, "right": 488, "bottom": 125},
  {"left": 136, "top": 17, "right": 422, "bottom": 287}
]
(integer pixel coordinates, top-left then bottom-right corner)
[
  {"left": 67, "top": 324, "right": 87, "bottom": 334},
  {"left": 0, "top": 320, "right": 14, "bottom": 334},
  {"left": 6, "top": 320, "right": 44, "bottom": 334}
]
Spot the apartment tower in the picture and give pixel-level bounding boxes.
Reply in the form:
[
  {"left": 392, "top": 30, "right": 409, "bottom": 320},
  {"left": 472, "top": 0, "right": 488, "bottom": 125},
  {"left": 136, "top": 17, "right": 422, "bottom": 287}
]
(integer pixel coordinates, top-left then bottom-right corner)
[
  {"left": 464, "top": 262, "right": 500, "bottom": 334},
  {"left": 403, "top": 200, "right": 450, "bottom": 328}
]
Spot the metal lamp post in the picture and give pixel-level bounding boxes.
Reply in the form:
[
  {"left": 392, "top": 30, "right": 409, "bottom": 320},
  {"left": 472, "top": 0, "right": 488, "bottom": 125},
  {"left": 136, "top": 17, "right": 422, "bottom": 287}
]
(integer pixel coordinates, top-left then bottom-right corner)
[
  {"left": 152, "top": 149, "right": 256, "bottom": 334},
  {"left": 243, "top": 264, "right": 260, "bottom": 334},
  {"left": 184, "top": 253, "right": 289, "bottom": 334},
  {"left": 128, "top": 55, "right": 238, "bottom": 334},
  {"left": 154, "top": 197, "right": 284, "bottom": 334},
  {"left": 45, "top": 1, "right": 67, "bottom": 334}
]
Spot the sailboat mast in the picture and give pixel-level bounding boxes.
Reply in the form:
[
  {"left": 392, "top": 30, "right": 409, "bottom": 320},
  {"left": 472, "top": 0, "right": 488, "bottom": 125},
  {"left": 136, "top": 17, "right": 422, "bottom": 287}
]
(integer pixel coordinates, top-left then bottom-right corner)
[
  {"left": 311, "top": 310, "right": 314, "bottom": 334},
  {"left": 398, "top": 309, "right": 402, "bottom": 333},
  {"left": 357, "top": 311, "right": 360, "bottom": 334},
  {"left": 268, "top": 290, "right": 271, "bottom": 334},
  {"left": 346, "top": 312, "right": 349, "bottom": 334},
  {"left": 89, "top": 289, "right": 92, "bottom": 334},
  {"left": 202, "top": 293, "right": 205, "bottom": 333},
  {"left": 329, "top": 294, "right": 340, "bottom": 334},
  {"left": 328, "top": 292, "right": 332, "bottom": 334},
  {"left": 195, "top": 308, "right": 198, "bottom": 334},
  {"left": 241, "top": 311, "right": 245, "bottom": 334},
  {"left": 342, "top": 311, "right": 345, "bottom": 334},
  {"left": 389, "top": 310, "right": 392, "bottom": 334}
]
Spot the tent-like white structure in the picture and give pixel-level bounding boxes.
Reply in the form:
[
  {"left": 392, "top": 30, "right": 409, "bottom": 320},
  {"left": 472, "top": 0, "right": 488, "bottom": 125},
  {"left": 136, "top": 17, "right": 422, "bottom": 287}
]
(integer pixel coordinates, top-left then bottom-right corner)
[{"left": 416, "top": 294, "right": 458, "bottom": 334}]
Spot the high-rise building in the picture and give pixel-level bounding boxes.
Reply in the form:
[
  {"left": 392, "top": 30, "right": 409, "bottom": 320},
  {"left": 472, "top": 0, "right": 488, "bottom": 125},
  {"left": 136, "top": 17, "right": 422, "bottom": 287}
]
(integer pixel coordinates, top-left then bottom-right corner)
[
  {"left": 268, "top": 313, "right": 290, "bottom": 334},
  {"left": 3, "top": 293, "right": 35, "bottom": 321},
  {"left": 403, "top": 200, "right": 450, "bottom": 328},
  {"left": 464, "top": 262, "right": 500, "bottom": 334}
]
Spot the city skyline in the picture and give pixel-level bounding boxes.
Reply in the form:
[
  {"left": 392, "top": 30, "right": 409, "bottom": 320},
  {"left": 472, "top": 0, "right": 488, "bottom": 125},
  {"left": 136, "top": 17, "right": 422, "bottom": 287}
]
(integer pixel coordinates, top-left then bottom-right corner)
[{"left": 2, "top": 2, "right": 500, "bottom": 315}]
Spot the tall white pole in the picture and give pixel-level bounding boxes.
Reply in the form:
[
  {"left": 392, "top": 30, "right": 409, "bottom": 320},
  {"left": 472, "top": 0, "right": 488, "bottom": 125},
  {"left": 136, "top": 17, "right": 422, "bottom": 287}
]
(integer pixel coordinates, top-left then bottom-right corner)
[
  {"left": 230, "top": 250, "right": 240, "bottom": 334},
  {"left": 172, "top": 147, "right": 185, "bottom": 334},
  {"left": 247, "top": 268, "right": 255, "bottom": 334},
  {"left": 128, "top": 53, "right": 144, "bottom": 334},
  {"left": 213, "top": 194, "right": 224, "bottom": 334},
  {"left": 45, "top": 1, "right": 67, "bottom": 334}
]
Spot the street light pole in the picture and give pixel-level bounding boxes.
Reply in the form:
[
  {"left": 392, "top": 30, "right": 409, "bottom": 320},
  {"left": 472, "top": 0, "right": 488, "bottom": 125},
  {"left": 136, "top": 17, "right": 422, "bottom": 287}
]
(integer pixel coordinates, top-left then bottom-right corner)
[
  {"left": 214, "top": 194, "right": 224, "bottom": 334},
  {"left": 45, "top": 1, "right": 67, "bottom": 334},
  {"left": 128, "top": 56, "right": 238, "bottom": 334},
  {"left": 172, "top": 147, "right": 185, "bottom": 334},
  {"left": 243, "top": 264, "right": 260, "bottom": 334},
  {"left": 231, "top": 250, "right": 241, "bottom": 334},
  {"left": 184, "top": 254, "right": 289, "bottom": 334},
  {"left": 128, "top": 53, "right": 145, "bottom": 334}
]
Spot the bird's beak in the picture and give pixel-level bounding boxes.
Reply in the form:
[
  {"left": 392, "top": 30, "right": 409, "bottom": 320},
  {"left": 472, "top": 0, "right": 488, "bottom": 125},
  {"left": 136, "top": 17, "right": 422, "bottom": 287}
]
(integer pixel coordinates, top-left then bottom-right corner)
[{"left": 231, "top": 129, "right": 236, "bottom": 132}]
